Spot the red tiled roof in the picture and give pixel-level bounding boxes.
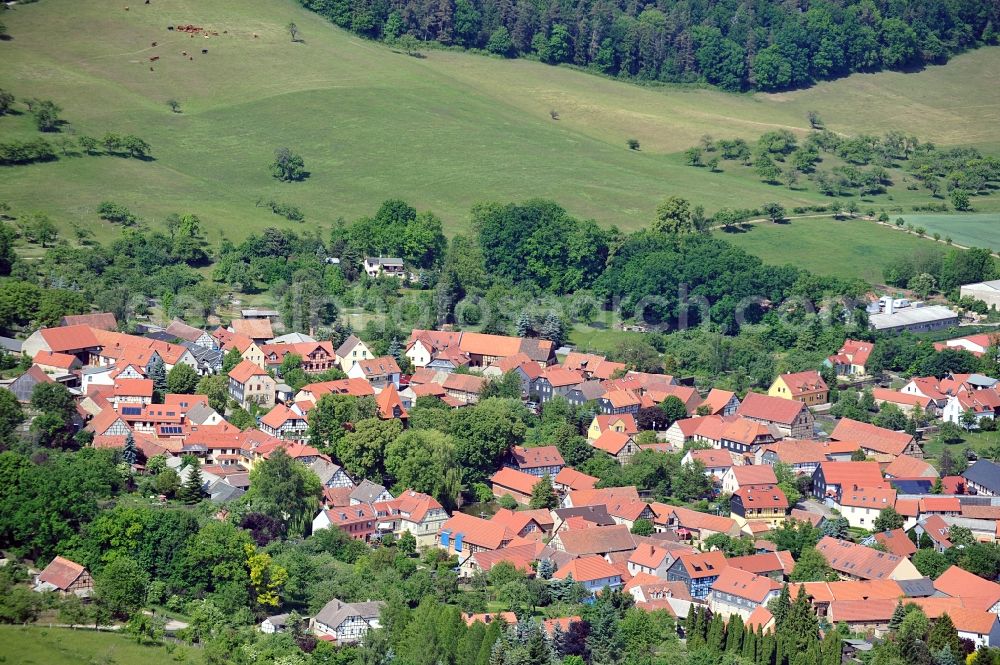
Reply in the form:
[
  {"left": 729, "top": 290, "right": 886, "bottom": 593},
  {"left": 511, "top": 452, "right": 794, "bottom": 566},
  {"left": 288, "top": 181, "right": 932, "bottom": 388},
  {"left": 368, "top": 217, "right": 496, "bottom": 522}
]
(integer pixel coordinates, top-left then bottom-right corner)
[
  {"left": 817, "top": 461, "right": 885, "bottom": 488},
  {"left": 700, "top": 388, "right": 737, "bottom": 415},
  {"left": 592, "top": 430, "right": 633, "bottom": 456},
  {"left": 829, "top": 418, "right": 915, "bottom": 456},
  {"left": 440, "top": 512, "right": 514, "bottom": 550},
  {"left": 541, "top": 366, "right": 585, "bottom": 388},
  {"left": 556, "top": 524, "right": 636, "bottom": 556},
  {"left": 33, "top": 350, "right": 79, "bottom": 370},
  {"left": 777, "top": 370, "right": 828, "bottom": 398},
  {"left": 745, "top": 606, "right": 775, "bottom": 633},
  {"left": 883, "top": 455, "right": 938, "bottom": 479},
  {"left": 61, "top": 312, "right": 118, "bottom": 330},
  {"left": 39, "top": 324, "right": 100, "bottom": 352},
  {"left": 837, "top": 486, "right": 896, "bottom": 510},
  {"left": 815, "top": 536, "right": 907, "bottom": 581},
  {"left": 511, "top": 445, "right": 564, "bottom": 469},
  {"left": 730, "top": 465, "right": 778, "bottom": 486},
  {"left": 828, "top": 598, "right": 899, "bottom": 623},
  {"left": 737, "top": 392, "right": 806, "bottom": 425},
  {"left": 760, "top": 439, "right": 828, "bottom": 465},
  {"left": 553, "top": 555, "right": 622, "bottom": 584},
  {"left": 727, "top": 551, "right": 796, "bottom": 577},
  {"left": 677, "top": 551, "right": 728, "bottom": 579},
  {"left": 933, "top": 566, "right": 1000, "bottom": 608},
  {"left": 686, "top": 448, "right": 734, "bottom": 469},
  {"left": 231, "top": 318, "right": 273, "bottom": 340},
  {"left": 490, "top": 467, "right": 541, "bottom": 496},
  {"left": 554, "top": 467, "right": 598, "bottom": 491},
  {"left": 259, "top": 404, "right": 303, "bottom": 429},
  {"left": 710, "top": 566, "right": 780, "bottom": 602},
  {"left": 872, "top": 388, "right": 933, "bottom": 409},
  {"left": 874, "top": 529, "right": 917, "bottom": 557},
  {"left": 37, "top": 556, "right": 88, "bottom": 590},
  {"left": 354, "top": 355, "right": 401, "bottom": 376},
  {"left": 918, "top": 496, "right": 960, "bottom": 513},
  {"left": 734, "top": 484, "right": 788, "bottom": 510},
  {"left": 375, "top": 384, "right": 408, "bottom": 420},
  {"left": 442, "top": 373, "right": 486, "bottom": 394},
  {"left": 229, "top": 359, "right": 269, "bottom": 383}
]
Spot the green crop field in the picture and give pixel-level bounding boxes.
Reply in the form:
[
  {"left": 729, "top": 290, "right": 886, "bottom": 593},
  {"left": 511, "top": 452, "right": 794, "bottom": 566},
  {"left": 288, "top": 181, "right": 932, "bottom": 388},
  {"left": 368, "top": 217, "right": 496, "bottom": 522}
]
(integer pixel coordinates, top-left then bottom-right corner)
[
  {"left": 0, "top": 625, "right": 197, "bottom": 665},
  {"left": 715, "top": 217, "right": 949, "bottom": 284},
  {"left": 2, "top": 0, "right": 1000, "bottom": 240},
  {"left": 898, "top": 213, "right": 1000, "bottom": 252}
]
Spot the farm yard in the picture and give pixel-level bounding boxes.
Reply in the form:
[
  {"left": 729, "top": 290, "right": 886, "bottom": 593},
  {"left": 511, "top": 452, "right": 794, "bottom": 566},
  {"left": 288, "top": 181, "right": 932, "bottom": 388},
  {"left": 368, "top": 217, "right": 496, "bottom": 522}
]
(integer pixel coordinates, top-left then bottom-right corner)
[{"left": 1, "top": 0, "right": 1000, "bottom": 241}]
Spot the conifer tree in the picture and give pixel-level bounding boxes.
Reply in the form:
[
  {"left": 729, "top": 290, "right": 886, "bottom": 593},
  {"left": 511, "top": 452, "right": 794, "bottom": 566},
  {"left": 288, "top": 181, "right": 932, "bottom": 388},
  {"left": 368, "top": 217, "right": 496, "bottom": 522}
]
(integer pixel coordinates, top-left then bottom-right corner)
[
  {"left": 148, "top": 357, "right": 167, "bottom": 401},
  {"left": 122, "top": 430, "right": 138, "bottom": 466},
  {"left": 889, "top": 599, "right": 907, "bottom": 631},
  {"left": 539, "top": 313, "right": 564, "bottom": 348},
  {"left": 821, "top": 626, "right": 842, "bottom": 665},
  {"left": 726, "top": 614, "right": 745, "bottom": 653},
  {"left": 179, "top": 463, "right": 204, "bottom": 503},
  {"left": 933, "top": 644, "right": 957, "bottom": 665},
  {"left": 757, "top": 632, "right": 774, "bottom": 665},
  {"left": 928, "top": 613, "right": 961, "bottom": 656},
  {"left": 771, "top": 584, "right": 791, "bottom": 628},
  {"left": 515, "top": 312, "right": 533, "bottom": 338},
  {"left": 706, "top": 612, "right": 725, "bottom": 653},
  {"left": 785, "top": 585, "right": 818, "bottom": 652},
  {"left": 742, "top": 623, "right": 758, "bottom": 661},
  {"left": 529, "top": 475, "right": 559, "bottom": 509}
]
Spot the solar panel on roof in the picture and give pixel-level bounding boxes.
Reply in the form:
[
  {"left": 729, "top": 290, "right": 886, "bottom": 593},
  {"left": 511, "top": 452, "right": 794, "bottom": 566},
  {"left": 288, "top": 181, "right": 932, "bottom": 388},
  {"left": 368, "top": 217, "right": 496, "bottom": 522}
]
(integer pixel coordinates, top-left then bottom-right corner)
[{"left": 121, "top": 406, "right": 142, "bottom": 415}]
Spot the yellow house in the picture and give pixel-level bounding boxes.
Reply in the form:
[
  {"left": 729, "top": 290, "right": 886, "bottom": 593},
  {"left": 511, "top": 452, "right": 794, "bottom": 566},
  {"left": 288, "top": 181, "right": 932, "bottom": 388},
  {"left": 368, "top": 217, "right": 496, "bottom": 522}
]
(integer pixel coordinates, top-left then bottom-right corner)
[
  {"left": 587, "top": 414, "right": 639, "bottom": 441},
  {"left": 767, "top": 370, "right": 828, "bottom": 406},
  {"left": 336, "top": 335, "right": 373, "bottom": 372}
]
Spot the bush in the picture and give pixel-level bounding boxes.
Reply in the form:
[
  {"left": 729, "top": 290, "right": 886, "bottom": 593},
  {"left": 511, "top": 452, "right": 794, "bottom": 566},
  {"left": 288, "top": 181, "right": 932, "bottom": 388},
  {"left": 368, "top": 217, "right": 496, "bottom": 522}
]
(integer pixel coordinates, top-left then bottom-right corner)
[{"left": 626, "top": 138, "right": 640, "bottom": 150}]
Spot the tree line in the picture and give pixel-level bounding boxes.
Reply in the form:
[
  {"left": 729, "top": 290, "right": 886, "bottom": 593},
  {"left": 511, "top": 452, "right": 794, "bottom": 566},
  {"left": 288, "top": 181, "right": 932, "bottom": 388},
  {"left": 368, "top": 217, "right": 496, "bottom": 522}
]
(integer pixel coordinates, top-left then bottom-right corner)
[{"left": 298, "top": 0, "right": 998, "bottom": 91}]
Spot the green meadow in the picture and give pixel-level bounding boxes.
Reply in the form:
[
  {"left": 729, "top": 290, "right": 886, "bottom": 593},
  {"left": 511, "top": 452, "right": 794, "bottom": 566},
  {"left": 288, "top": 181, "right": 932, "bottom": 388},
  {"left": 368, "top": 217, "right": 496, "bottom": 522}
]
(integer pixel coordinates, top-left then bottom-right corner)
[{"left": 2, "top": 0, "right": 1000, "bottom": 241}]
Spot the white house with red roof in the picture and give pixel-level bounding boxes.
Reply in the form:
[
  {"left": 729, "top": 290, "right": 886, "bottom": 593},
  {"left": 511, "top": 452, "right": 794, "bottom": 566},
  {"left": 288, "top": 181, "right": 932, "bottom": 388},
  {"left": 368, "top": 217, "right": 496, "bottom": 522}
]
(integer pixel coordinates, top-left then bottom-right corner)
[
  {"left": 553, "top": 555, "right": 623, "bottom": 595},
  {"left": 682, "top": 448, "right": 738, "bottom": 479},
  {"left": 829, "top": 418, "right": 922, "bottom": 459},
  {"left": 942, "top": 387, "right": 1000, "bottom": 428},
  {"left": 708, "top": 567, "right": 781, "bottom": 620},
  {"left": 505, "top": 445, "right": 564, "bottom": 478},
  {"left": 590, "top": 430, "right": 639, "bottom": 465},
  {"left": 258, "top": 403, "right": 309, "bottom": 441},
  {"left": 228, "top": 359, "right": 276, "bottom": 409},
  {"left": 721, "top": 464, "right": 778, "bottom": 495}
]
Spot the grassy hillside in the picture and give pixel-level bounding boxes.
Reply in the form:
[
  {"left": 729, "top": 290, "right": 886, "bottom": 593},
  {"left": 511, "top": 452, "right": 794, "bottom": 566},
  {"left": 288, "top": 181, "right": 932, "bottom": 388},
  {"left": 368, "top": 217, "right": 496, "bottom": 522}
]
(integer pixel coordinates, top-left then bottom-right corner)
[
  {"left": 715, "top": 217, "right": 948, "bottom": 284},
  {"left": 899, "top": 213, "right": 1000, "bottom": 251},
  {"left": 0, "top": 626, "right": 197, "bottom": 665},
  {"left": 1, "top": 0, "right": 999, "bottom": 239}
]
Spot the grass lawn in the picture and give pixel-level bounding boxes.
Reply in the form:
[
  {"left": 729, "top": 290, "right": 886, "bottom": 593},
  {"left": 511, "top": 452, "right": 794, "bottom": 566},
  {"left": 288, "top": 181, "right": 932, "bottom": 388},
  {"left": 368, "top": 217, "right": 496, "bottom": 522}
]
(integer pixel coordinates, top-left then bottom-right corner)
[
  {"left": 899, "top": 213, "right": 1000, "bottom": 251},
  {"left": 716, "top": 216, "right": 948, "bottom": 283},
  {"left": 0, "top": 625, "right": 198, "bottom": 665},
  {"left": 567, "top": 325, "right": 646, "bottom": 356},
  {"left": 921, "top": 429, "right": 1000, "bottom": 462},
  {"left": 2, "top": 0, "right": 1000, "bottom": 240}
]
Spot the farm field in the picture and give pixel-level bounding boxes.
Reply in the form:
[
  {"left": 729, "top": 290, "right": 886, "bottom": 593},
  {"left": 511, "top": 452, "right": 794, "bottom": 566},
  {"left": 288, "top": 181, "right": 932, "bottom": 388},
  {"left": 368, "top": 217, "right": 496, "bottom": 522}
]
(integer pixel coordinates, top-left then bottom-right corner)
[
  {"left": 0, "top": 625, "right": 197, "bottom": 665},
  {"left": 1, "top": 0, "right": 1000, "bottom": 239},
  {"left": 715, "top": 217, "right": 947, "bottom": 284},
  {"left": 899, "top": 213, "right": 1000, "bottom": 252}
]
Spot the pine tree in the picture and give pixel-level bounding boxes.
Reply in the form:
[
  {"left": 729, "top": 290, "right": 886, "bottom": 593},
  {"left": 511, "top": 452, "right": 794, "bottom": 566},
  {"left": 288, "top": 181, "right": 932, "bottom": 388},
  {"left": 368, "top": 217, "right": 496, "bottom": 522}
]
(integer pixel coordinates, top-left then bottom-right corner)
[
  {"left": 684, "top": 604, "right": 699, "bottom": 641},
  {"left": 690, "top": 606, "right": 707, "bottom": 648},
  {"left": 388, "top": 337, "right": 403, "bottom": 362},
  {"left": 933, "top": 644, "right": 957, "bottom": 665},
  {"left": 550, "top": 621, "right": 566, "bottom": 658},
  {"left": 757, "top": 632, "right": 774, "bottom": 665},
  {"left": 537, "top": 558, "right": 554, "bottom": 580},
  {"left": 586, "top": 598, "right": 623, "bottom": 665},
  {"left": 179, "top": 463, "right": 204, "bottom": 504},
  {"left": 148, "top": 357, "right": 167, "bottom": 401},
  {"left": 726, "top": 614, "right": 745, "bottom": 653},
  {"left": 889, "top": 600, "right": 907, "bottom": 631},
  {"left": 785, "top": 585, "right": 818, "bottom": 652},
  {"left": 539, "top": 313, "right": 564, "bottom": 348},
  {"left": 122, "top": 430, "right": 138, "bottom": 466},
  {"left": 515, "top": 312, "right": 533, "bottom": 338}
]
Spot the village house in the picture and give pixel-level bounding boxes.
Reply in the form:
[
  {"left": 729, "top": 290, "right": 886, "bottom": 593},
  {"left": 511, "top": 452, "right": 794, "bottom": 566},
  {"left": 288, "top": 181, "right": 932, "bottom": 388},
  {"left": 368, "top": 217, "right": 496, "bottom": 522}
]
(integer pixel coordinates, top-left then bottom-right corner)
[
  {"left": 228, "top": 359, "right": 276, "bottom": 409},
  {"left": 665, "top": 551, "right": 729, "bottom": 600},
  {"left": 311, "top": 598, "right": 385, "bottom": 643},
  {"left": 708, "top": 567, "right": 781, "bottom": 620},
  {"left": 364, "top": 257, "right": 407, "bottom": 279},
  {"left": 871, "top": 388, "right": 938, "bottom": 417},
  {"left": 505, "top": 445, "right": 564, "bottom": 478},
  {"left": 942, "top": 389, "right": 1000, "bottom": 428},
  {"left": 438, "top": 513, "right": 518, "bottom": 571},
  {"left": 836, "top": 486, "right": 897, "bottom": 530},
  {"left": 309, "top": 458, "right": 355, "bottom": 490},
  {"left": 230, "top": 318, "right": 274, "bottom": 344},
  {"left": 729, "top": 484, "right": 789, "bottom": 528},
  {"left": 755, "top": 439, "right": 827, "bottom": 477},
  {"left": 717, "top": 417, "right": 777, "bottom": 455},
  {"left": 550, "top": 524, "right": 636, "bottom": 559},
  {"left": 552, "top": 467, "right": 598, "bottom": 493},
  {"left": 681, "top": 448, "right": 738, "bottom": 480},
  {"left": 597, "top": 389, "right": 642, "bottom": 416},
  {"left": 812, "top": 461, "right": 887, "bottom": 502},
  {"left": 490, "top": 467, "right": 541, "bottom": 506},
  {"left": 258, "top": 403, "right": 309, "bottom": 441},
  {"left": 829, "top": 418, "right": 923, "bottom": 459},
  {"left": 443, "top": 373, "right": 486, "bottom": 404},
  {"left": 627, "top": 544, "right": 675, "bottom": 579},
  {"left": 721, "top": 465, "right": 778, "bottom": 495},
  {"left": 405, "top": 330, "right": 463, "bottom": 368},
  {"left": 767, "top": 370, "right": 829, "bottom": 406},
  {"left": 335, "top": 335, "right": 374, "bottom": 372},
  {"left": 587, "top": 414, "right": 639, "bottom": 441},
  {"left": 562, "top": 352, "right": 626, "bottom": 381},
  {"left": 726, "top": 551, "right": 796, "bottom": 581},
  {"left": 312, "top": 503, "right": 378, "bottom": 541},
  {"left": 33, "top": 350, "right": 82, "bottom": 375},
  {"left": 553, "top": 556, "right": 623, "bottom": 595},
  {"left": 375, "top": 489, "right": 449, "bottom": 547},
  {"left": 933, "top": 565, "right": 1000, "bottom": 614},
  {"left": 736, "top": 392, "right": 814, "bottom": 439},
  {"left": 663, "top": 417, "right": 703, "bottom": 451},
  {"left": 33, "top": 556, "right": 94, "bottom": 598},
  {"left": 825, "top": 339, "right": 874, "bottom": 377},
  {"left": 815, "top": 536, "right": 921, "bottom": 581},
  {"left": 165, "top": 319, "right": 217, "bottom": 349},
  {"left": 261, "top": 341, "right": 338, "bottom": 373},
  {"left": 700, "top": 388, "right": 741, "bottom": 416},
  {"left": 590, "top": 430, "right": 640, "bottom": 465},
  {"left": 532, "top": 366, "right": 586, "bottom": 404},
  {"left": 347, "top": 355, "right": 401, "bottom": 389},
  {"left": 963, "top": 460, "right": 1000, "bottom": 496},
  {"left": 883, "top": 454, "right": 938, "bottom": 480},
  {"left": 490, "top": 508, "right": 555, "bottom": 541}
]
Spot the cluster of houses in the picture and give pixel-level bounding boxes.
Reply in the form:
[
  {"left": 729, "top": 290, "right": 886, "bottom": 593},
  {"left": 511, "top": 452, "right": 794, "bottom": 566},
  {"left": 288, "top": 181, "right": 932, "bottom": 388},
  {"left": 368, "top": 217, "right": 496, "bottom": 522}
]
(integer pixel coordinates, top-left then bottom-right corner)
[{"left": 12, "top": 314, "right": 1000, "bottom": 648}]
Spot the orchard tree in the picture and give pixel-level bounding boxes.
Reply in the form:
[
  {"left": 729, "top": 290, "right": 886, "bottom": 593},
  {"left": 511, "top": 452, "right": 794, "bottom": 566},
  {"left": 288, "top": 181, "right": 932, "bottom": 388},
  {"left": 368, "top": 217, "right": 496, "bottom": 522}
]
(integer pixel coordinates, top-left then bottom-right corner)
[
  {"left": 166, "top": 362, "right": 199, "bottom": 394},
  {"left": 95, "top": 556, "right": 149, "bottom": 619},
  {"left": 762, "top": 202, "right": 786, "bottom": 222}
]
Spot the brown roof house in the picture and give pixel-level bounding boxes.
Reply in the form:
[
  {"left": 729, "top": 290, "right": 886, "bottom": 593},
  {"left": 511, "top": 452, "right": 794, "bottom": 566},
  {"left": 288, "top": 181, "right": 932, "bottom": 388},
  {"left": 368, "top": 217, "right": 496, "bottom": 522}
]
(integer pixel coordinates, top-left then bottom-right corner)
[
  {"left": 228, "top": 359, "right": 277, "bottom": 409},
  {"left": 34, "top": 556, "right": 94, "bottom": 598}
]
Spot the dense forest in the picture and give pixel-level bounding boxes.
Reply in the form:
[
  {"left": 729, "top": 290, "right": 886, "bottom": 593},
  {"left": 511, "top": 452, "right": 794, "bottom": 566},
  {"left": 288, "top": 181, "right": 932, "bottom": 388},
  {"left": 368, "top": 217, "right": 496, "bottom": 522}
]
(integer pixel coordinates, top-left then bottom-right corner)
[{"left": 298, "top": 0, "right": 999, "bottom": 91}]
